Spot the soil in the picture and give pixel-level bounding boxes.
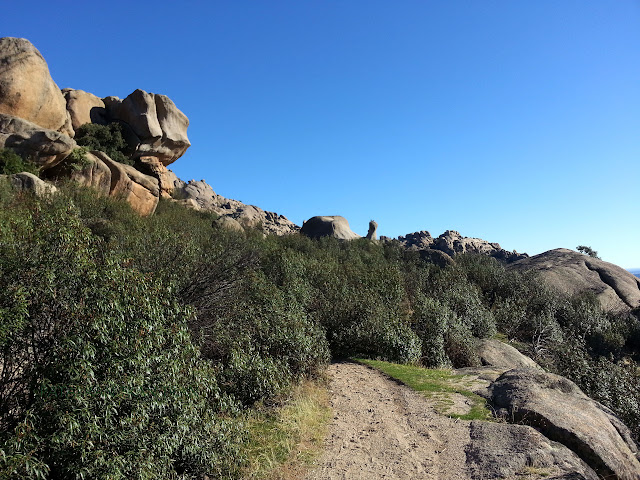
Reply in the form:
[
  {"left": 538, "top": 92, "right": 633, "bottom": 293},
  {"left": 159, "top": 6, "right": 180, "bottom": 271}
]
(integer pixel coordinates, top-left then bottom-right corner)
[
  {"left": 304, "top": 362, "right": 579, "bottom": 480},
  {"left": 305, "top": 362, "right": 470, "bottom": 480}
]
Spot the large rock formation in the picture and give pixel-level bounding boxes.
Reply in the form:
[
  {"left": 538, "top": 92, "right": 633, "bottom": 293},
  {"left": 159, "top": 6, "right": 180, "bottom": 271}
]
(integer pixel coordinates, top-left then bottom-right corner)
[
  {"left": 62, "top": 89, "right": 108, "bottom": 130},
  {"left": 171, "top": 178, "right": 299, "bottom": 236},
  {"left": 510, "top": 248, "right": 640, "bottom": 312},
  {"left": 393, "top": 229, "right": 528, "bottom": 263},
  {"left": 491, "top": 368, "right": 640, "bottom": 479},
  {"left": 466, "top": 421, "right": 598, "bottom": 480},
  {"left": 97, "top": 152, "right": 159, "bottom": 216},
  {"left": 0, "top": 37, "right": 72, "bottom": 136},
  {"left": 103, "top": 89, "right": 190, "bottom": 166},
  {"left": 301, "top": 215, "right": 361, "bottom": 240},
  {"left": 0, "top": 114, "right": 75, "bottom": 169}
]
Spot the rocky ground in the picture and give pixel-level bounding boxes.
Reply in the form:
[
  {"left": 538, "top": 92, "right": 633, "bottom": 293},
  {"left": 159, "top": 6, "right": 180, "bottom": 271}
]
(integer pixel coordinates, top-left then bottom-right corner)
[{"left": 305, "top": 362, "right": 599, "bottom": 480}]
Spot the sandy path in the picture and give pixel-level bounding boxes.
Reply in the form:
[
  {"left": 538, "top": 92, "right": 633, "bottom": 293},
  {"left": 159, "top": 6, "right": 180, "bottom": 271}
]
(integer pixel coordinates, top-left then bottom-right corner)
[{"left": 305, "top": 362, "right": 471, "bottom": 480}]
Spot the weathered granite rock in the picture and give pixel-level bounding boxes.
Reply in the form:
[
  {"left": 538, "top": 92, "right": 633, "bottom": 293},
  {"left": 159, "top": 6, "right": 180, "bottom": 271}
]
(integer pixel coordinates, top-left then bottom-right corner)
[
  {"left": 394, "top": 229, "right": 527, "bottom": 263},
  {"left": 301, "top": 216, "right": 361, "bottom": 240},
  {"left": 366, "top": 220, "right": 378, "bottom": 240},
  {"left": 466, "top": 421, "right": 598, "bottom": 480},
  {"left": 214, "top": 216, "right": 244, "bottom": 233},
  {"left": 490, "top": 368, "right": 640, "bottom": 479},
  {"left": 136, "top": 156, "right": 176, "bottom": 198},
  {"left": 476, "top": 338, "right": 540, "bottom": 370},
  {"left": 510, "top": 248, "right": 640, "bottom": 312},
  {"left": 0, "top": 114, "right": 75, "bottom": 169},
  {"left": 42, "top": 150, "right": 111, "bottom": 196},
  {"left": 0, "top": 37, "right": 72, "bottom": 135},
  {"left": 419, "top": 248, "right": 454, "bottom": 268},
  {"left": 97, "top": 152, "right": 159, "bottom": 216},
  {"left": 171, "top": 178, "right": 299, "bottom": 235},
  {"left": 0, "top": 172, "right": 57, "bottom": 197},
  {"left": 398, "top": 230, "right": 434, "bottom": 250},
  {"left": 62, "top": 89, "right": 107, "bottom": 130},
  {"left": 104, "top": 89, "right": 190, "bottom": 165}
]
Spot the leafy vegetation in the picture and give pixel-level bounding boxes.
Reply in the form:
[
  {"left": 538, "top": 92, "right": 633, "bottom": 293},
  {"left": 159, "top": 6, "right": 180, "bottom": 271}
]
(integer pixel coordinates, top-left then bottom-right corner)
[
  {"left": 577, "top": 245, "right": 600, "bottom": 259},
  {"left": 74, "top": 122, "right": 133, "bottom": 165},
  {"left": 0, "top": 179, "right": 639, "bottom": 478},
  {"left": 0, "top": 148, "right": 39, "bottom": 175}
]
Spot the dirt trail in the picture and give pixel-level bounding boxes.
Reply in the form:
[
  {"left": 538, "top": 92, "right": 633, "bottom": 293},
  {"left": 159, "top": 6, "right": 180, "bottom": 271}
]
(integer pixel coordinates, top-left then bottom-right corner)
[{"left": 305, "top": 362, "right": 471, "bottom": 480}]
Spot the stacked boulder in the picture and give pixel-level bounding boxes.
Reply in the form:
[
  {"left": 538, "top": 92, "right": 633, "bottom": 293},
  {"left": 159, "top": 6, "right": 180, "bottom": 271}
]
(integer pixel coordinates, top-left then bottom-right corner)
[{"left": 0, "top": 37, "right": 189, "bottom": 216}]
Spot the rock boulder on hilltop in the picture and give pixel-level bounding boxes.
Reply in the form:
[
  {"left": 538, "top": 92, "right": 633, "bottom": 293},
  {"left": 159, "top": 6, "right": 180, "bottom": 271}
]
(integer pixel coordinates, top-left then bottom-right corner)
[
  {"left": 0, "top": 37, "right": 72, "bottom": 136},
  {"left": 394, "top": 229, "right": 528, "bottom": 263},
  {"left": 301, "top": 215, "right": 361, "bottom": 240},
  {"left": 509, "top": 248, "right": 640, "bottom": 312},
  {"left": 103, "top": 89, "right": 190, "bottom": 166}
]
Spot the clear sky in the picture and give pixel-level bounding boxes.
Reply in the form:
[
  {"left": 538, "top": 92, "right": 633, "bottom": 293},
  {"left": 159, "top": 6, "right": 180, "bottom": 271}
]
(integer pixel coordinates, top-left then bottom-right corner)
[{"left": 3, "top": 1, "right": 639, "bottom": 267}]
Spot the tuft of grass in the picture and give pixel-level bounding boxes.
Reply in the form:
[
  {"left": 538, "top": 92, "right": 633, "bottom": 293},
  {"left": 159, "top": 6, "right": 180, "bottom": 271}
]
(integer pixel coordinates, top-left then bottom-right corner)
[
  {"left": 242, "top": 379, "right": 331, "bottom": 480},
  {"left": 355, "top": 359, "right": 492, "bottom": 421}
]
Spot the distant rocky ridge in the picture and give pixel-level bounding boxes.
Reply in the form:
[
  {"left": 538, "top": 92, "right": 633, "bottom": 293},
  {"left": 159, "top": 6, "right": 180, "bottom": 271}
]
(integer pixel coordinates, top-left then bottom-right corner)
[{"left": 384, "top": 229, "right": 529, "bottom": 264}]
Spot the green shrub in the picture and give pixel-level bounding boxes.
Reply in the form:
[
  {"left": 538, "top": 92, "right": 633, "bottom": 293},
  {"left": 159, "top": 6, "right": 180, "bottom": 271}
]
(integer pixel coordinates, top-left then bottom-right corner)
[
  {"left": 74, "top": 122, "right": 133, "bottom": 165},
  {"left": 0, "top": 187, "right": 245, "bottom": 479},
  {"left": 0, "top": 148, "right": 39, "bottom": 175}
]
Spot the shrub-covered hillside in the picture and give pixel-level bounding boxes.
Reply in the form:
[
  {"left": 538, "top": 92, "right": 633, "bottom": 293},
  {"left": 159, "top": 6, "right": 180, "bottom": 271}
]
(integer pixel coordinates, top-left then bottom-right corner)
[{"left": 1, "top": 180, "right": 639, "bottom": 479}]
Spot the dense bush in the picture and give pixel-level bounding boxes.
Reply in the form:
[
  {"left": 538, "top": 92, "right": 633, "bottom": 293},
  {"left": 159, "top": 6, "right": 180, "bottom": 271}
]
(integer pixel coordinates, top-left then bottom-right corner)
[
  {"left": 0, "top": 148, "right": 39, "bottom": 175},
  {"left": 74, "top": 122, "right": 133, "bottom": 165},
  {"left": 3, "top": 176, "right": 640, "bottom": 479},
  {"left": 0, "top": 186, "right": 244, "bottom": 479}
]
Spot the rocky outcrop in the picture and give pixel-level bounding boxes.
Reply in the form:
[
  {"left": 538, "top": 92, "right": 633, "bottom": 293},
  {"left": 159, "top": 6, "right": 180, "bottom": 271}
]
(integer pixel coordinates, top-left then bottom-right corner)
[
  {"left": 394, "top": 229, "right": 528, "bottom": 263},
  {"left": 1, "top": 172, "right": 57, "bottom": 197},
  {"left": 476, "top": 338, "right": 540, "bottom": 370},
  {"left": 466, "top": 421, "right": 598, "bottom": 480},
  {"left": 214, "top": 216, "right": 244, "bottom": 233},
  {"left": 0, "top": 38, "right": 72, "bottom": 136},
  {"left": 491, "top": 368, "right": 640, "bottom": 479},
  {"left": 301, "top": 216, "right": 361, "bottom": 240},
  {"left": 62, "top": 89, "right": 107, "bottom": 130},
  {"left": 366, "top": 220, "right": 378, "bottom": 240},
  {"left": 103, "top": 89, "right": 190, "bottom": 166},
  {"left": 43, "top": 151, "right": 112, "bottom": 196},
  {"left": 0, "top": 114, "right": 75, "bottom": 169},
  {"left": 97, "top": 152, "right": 159, "bottom": 216},
  {"left": 172, "top": 178, "right": 299, "bottom": 235},
  {"left": 510, "top": 248, "right": 640, "bottom": 312}
]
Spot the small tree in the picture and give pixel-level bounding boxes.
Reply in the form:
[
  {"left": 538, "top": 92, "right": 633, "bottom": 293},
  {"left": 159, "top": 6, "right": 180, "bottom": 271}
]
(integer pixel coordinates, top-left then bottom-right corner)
[{"left": 577, "top": 245, "right": 600, "bottom": 259}]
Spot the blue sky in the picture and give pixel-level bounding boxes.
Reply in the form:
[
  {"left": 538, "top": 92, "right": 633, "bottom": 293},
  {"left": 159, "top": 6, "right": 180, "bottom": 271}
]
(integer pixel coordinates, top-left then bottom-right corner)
[{"left": 3, "top": 1, "right": 639, "bottom": 267}]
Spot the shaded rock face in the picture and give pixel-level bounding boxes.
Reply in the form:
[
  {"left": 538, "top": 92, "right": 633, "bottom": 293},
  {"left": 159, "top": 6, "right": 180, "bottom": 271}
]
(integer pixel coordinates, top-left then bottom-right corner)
[
  {"left": 395, "top": 229, "right": 528, "bottom": 263},
  {"left": 466, "top": 421, "right": 598, "bottom": 480},
  {"left": 490, "top": 368, "right": 640, "bottom": 479},
  {"left": 62, "top": 89, "right": 107, "bottom": 130},
  {"left": 173, "top": 178, "right": 299, "bottom": 236},
  {"left": 43, "top": 151, "right": 111, "bottom": 196},
  {"left": 0, "top": 114, "right": 75, "bottom": 169},
  {"left": 0, "top": 38, "right": 72, "bottom": 136},
  {"left": 301, "top": 215, "right": 361, "bottom": 240},
  {"left": 510, "top": 248, "right": 640, "bottom": 312},
  {"left": 96, "top": 152, "right": 159, "bottom": 216},
  {"left": 0, "top": 172, "right": 57, "bottom": 197},
  {"left": 103, "top": 89, "right": 190, "bottom": 166}
]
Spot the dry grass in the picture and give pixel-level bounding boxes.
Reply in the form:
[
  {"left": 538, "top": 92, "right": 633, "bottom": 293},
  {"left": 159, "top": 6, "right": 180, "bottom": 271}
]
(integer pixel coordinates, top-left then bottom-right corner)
[{"left": 242, "top": 378, "right": 331, "bottom": 480}]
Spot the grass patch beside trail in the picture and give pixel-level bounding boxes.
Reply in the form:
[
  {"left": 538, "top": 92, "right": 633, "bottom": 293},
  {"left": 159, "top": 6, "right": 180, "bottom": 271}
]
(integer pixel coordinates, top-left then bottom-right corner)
[
  {"left": 242, "top": 379, "right": 331, "bottom": 480},
  {"left": 356, "top": 359, "right": 492, "bottom": 421}
]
